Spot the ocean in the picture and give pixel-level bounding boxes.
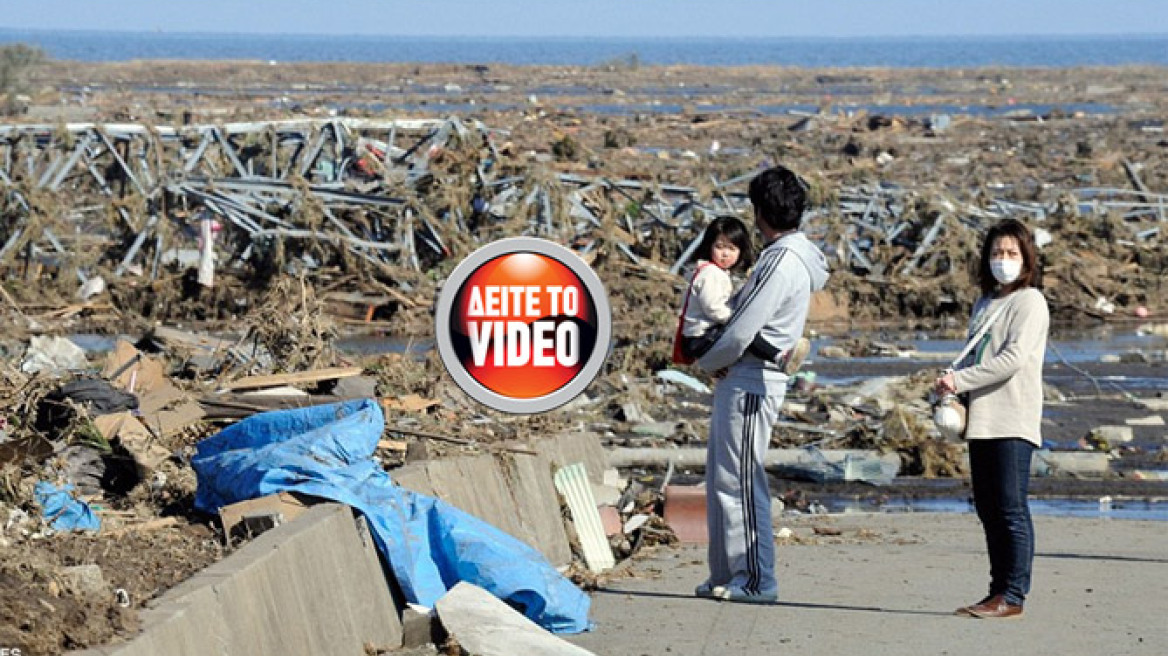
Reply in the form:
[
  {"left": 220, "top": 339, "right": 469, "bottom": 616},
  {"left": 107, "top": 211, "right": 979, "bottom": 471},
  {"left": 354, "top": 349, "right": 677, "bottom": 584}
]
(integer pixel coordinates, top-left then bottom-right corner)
[{"left": 2, "top": 29, "right": 1167, "bottom": 67}]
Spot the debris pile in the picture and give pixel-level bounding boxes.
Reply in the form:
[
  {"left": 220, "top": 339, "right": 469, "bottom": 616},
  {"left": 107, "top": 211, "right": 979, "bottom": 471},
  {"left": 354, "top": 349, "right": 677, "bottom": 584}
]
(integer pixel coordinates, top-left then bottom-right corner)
[
  {"left": 2, "top": 101, "right": 1165, "bottom": 336},
  {"left": 0, "top": 61, "right": 1166, "bottom": 652}
]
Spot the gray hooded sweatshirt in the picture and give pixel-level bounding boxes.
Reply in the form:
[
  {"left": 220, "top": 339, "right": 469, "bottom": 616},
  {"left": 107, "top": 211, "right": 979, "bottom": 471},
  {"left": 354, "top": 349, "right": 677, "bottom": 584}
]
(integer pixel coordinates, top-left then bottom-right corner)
[{"left": 697, "top": 231, "right": 830, "bottom": 395}]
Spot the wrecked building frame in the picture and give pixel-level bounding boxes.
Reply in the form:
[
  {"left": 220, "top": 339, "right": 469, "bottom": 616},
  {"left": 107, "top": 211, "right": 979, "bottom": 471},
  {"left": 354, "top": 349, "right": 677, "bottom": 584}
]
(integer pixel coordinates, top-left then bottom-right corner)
[{"left": 0, "top": 117, "right": 1163, "bottom": 313}]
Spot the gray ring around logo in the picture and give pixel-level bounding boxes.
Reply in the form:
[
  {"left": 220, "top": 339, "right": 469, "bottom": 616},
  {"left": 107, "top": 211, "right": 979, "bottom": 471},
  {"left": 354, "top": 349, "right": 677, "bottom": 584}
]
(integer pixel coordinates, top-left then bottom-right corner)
[{"left": 434, "top": 237, "right": 612, "bottom": 414}]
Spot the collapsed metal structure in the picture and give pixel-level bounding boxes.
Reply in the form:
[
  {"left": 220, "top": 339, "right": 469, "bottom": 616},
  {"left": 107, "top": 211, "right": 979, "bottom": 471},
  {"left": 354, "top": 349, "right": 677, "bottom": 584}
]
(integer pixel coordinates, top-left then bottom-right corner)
[
  {"left": 0, "top": 118, "right": 744, "bottom": 293},
  {"left": 0, "top": 116, "right": 1162, "bottom": 308}
]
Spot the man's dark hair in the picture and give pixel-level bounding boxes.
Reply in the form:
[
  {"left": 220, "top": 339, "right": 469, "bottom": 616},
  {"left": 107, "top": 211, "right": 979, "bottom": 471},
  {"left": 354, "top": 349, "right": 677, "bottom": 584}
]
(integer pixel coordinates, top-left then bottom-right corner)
[
  {"left": 976, "top": 218, "right": 1042, "bottom": 296},
  {"left": 748, "top": 165, "right": 807, "bottom": 233}
]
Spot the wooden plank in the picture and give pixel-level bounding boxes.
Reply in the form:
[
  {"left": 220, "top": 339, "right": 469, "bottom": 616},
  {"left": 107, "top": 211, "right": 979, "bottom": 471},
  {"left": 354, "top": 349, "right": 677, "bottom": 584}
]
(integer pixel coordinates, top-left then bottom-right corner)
[
  {"left": 150, "top": 325, "right": 237, "bottom": 351},
  {"left": 105, "top": 517, "right": 181, "bottom": 538},
  {"left": 219, "top": 366, "right": 365, "bottom": 391}
]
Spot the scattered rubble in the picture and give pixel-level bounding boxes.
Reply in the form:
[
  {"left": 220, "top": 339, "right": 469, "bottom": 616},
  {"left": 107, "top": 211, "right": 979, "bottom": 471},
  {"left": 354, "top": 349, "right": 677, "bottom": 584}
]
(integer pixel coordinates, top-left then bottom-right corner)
[{"left": 0, "top": 60, "right": 1166, "bottom": 653}]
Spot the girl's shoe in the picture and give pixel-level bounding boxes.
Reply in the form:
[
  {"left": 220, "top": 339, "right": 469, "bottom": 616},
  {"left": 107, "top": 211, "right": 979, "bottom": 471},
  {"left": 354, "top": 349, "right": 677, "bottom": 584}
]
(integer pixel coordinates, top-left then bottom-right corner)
[{"left": 780, "top": 337, "right": 811, "bottom": 376}]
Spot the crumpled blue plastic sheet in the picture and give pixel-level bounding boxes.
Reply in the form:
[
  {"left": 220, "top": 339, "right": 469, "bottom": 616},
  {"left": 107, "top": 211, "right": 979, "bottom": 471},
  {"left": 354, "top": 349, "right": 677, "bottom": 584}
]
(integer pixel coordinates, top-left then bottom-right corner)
[
  {"left": 192, "top": 398, "right": 590, "bottom": 633},
  {"left": 34, "top": 481, "right": 101, "bottom": 532}
]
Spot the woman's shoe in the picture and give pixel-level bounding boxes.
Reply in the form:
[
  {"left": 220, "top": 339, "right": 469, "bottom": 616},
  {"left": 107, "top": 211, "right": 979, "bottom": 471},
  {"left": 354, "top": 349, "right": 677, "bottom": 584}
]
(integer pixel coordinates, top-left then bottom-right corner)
[{"left": 955, "top": 594, "right": 1023, "bottom": 619}]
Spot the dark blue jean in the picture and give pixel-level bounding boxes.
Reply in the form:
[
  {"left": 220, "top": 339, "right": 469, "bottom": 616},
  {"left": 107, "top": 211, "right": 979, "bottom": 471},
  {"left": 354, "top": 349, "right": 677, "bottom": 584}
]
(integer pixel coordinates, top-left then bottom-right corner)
[{"left": 969, "top": 438, "right": 1036, "bottom": 606}]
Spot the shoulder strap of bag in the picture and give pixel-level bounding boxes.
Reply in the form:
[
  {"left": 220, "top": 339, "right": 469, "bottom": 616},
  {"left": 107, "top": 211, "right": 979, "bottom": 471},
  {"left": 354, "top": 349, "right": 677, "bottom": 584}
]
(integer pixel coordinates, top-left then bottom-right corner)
[
  {"left": 949, "top": 294, "right": 1015, "bottom": 369},
  {"left": 677, "top": 261, "right": 715, "bottom": 322}
]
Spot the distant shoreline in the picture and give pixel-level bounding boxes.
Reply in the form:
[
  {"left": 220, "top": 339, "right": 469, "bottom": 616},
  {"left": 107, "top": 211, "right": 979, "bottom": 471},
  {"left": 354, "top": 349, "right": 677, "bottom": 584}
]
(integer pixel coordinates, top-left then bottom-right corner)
[{"left": 4, "top": 29, "right": 1168, "bottom": 67}]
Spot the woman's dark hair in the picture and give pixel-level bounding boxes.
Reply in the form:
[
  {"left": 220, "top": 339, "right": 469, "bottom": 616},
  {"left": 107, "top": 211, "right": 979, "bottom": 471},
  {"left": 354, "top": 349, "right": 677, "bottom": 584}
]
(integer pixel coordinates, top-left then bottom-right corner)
[
  {"left": 748, "top": 165, "right": 808, "bottom": 233},
  {"left": 692, "top": 216, "right": 754, "bottom": 271},
  {"left": 977, "top": 218, "right": 1042, "bottom": 296}
]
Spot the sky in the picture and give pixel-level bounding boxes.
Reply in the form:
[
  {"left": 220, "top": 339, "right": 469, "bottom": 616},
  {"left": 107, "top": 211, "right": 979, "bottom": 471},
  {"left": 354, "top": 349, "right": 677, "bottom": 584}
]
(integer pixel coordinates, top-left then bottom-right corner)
[{"left": 3, "top": 0, "right": 1168, "bottom": 38}]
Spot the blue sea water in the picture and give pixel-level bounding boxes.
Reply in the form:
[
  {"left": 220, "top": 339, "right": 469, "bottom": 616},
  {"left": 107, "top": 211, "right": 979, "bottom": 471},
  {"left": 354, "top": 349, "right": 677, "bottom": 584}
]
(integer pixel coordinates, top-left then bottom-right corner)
[{"left": 2, "top": 29, "right": 1167, "bottom": 67}]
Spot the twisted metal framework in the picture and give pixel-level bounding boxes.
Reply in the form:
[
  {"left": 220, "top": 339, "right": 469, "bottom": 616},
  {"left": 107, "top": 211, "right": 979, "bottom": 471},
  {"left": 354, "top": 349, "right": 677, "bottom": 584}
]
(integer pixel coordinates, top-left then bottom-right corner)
[
  {"left": 0, "top": 117, "right": 504, "bottom": 286},
  {"left": 0, "top": 117, "right": 743, "bottom": 293},
  {"left": 0, "top": 116, "right": 1161, "bottom": 300}
]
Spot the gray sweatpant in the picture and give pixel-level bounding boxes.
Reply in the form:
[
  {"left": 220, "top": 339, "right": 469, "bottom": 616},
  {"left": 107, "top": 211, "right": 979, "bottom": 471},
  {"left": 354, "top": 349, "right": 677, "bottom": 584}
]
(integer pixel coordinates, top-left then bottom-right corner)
[{"left": 705, "top": 384, "right": 783, "bottom": 595}]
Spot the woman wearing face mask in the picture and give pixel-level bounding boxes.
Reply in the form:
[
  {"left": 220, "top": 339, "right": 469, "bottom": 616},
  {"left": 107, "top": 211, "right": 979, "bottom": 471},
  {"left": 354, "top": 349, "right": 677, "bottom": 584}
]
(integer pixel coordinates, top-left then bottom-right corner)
[{"left": 935, "top": 218, "right": 1049, "bottom": 619}]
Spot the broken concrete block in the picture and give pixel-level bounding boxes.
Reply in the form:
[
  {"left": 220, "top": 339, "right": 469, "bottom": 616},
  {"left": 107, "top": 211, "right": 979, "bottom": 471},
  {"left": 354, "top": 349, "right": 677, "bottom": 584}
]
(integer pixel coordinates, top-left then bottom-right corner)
[
  {"left": 630, "top": 421, "right": 676, "bottom": 438},
  {"left": 618, "top": 402, "right": 652, "bottom": 423},
  {"left": 61, "top": 564, "right": 106, "bottom": 598},
  {"left": 1138, "top": 398, "right": 1168, "bottom": 411},
  {"left": 401, "top": 603, "right": 445, "bottom": 649},
  {"left": 590, "top": 483, "right": 621, "bottom": 507},
  {"left": 1125, "top": 415, "right": 1165, "bottom": 427},
  {"left": 536, "top": 433, "right": 608, "bottom": 486},
  {"left": 818, "top": 345, "right": 850, "bottom": 359},
  {"left": 435, "top": 582, "right": 595, "bottom": 656},
  {"left": 845, "top": 376, "right": 904, "bottom": 411},
  {"left": 329, "top": 375, "right": 379, "bottom": 398},
  {"left": 1031, "top": 450, "right": 1111, "bottom": 477},
  {"left": 1091, "top": 425, "right": 1134, "bottom": 444}
]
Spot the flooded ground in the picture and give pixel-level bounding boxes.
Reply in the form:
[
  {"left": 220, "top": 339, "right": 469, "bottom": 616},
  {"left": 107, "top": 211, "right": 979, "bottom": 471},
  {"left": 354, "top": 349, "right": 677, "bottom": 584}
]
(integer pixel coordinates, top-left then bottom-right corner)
[{"left": 827, "top": 495, "right": 1168, "bottom": 521}]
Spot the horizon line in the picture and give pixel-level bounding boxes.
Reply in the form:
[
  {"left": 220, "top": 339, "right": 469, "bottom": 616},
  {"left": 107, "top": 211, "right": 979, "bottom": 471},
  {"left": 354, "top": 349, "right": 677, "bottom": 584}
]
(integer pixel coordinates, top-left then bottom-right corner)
[{"left": 3, "top": 27, "right": 1168, "bottom": 40}]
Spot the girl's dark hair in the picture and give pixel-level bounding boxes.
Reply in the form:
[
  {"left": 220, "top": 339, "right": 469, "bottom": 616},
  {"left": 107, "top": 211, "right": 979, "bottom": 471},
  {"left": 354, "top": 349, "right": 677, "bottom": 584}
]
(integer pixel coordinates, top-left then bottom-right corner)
[
  {"left": 692, "top": 216, "right": 754, "bottom": 271},
  {"left": 977, "top": 218, "right": 1042, "bottom": 296}
]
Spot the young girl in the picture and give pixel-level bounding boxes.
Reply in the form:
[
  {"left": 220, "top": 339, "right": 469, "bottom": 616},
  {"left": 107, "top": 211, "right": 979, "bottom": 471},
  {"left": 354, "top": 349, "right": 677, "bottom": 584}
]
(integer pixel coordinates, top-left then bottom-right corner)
[
  {"left": 673, "top": 215, "right": 811, "bottom": 373},
  {"left": 674, "top": 216, "right": 754, "bottom": 362}
]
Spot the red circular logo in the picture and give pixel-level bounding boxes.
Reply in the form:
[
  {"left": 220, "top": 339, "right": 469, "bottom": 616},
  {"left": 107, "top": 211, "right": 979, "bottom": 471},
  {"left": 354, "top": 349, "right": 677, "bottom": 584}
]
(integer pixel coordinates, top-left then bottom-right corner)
[{"left": 449, "top": 252, "right": 597, "bottom": 399}]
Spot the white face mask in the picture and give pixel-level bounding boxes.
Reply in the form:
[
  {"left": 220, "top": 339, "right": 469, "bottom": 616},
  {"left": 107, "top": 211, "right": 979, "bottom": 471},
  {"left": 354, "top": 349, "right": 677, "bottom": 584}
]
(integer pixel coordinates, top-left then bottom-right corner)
[{"left": 990, "top": 259, "right": 1022, "bottom": 285}]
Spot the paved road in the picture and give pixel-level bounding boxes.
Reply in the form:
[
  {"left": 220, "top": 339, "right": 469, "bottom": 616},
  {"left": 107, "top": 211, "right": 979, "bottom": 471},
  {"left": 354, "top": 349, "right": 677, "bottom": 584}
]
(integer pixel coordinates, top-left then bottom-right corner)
[{"left": 564, "top": 512, "right": 1167, "bottom": 656}]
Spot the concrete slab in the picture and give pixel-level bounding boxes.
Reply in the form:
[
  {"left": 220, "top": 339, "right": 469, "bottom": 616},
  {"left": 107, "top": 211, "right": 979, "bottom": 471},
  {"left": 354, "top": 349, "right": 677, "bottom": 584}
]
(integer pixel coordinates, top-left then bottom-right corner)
[
  {"left": 391, "top": 463, "right": 436, "bottom": 496},
  {"left": 537, "top": 432, "right": 608, "bottom": 485},
  {"left": 435, "top": 582, "right": 595, "bottom": 656},
  {"left": 79, "top": 504, "right": 401, "bottom": 656},
  {"left": 393, "top": 453, "right": 571, "bottom": 567},
  {"left": 425, "top": 456, "right": 524, "bottom": 539},
  {"left": 498, "top": 452, "right": 572, "bottom": 567}
]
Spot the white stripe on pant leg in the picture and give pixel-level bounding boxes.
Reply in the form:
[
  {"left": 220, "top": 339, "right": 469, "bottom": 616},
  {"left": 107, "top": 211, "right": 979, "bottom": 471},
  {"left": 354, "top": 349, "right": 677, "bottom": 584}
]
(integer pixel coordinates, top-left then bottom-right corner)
[
  {"left": 737, "top": 393, "right": 753, "bottom": 593},
  {"left": 749, "top": 393, "right": 767, "bottom": 595},
  {"left": 746, "top": 393, "right": 761, "bottom": 594},
  {"left": 739, "top": 393, "right": 762, "bottom": 594},
  {"left": 753, "top": 394, "right": 781, "bottom": 596}
]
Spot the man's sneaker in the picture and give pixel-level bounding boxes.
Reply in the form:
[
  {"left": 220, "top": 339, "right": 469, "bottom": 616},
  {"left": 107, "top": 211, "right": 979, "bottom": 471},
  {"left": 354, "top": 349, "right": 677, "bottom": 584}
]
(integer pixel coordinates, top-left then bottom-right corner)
[
  {"left": 694, "top": 581, "right": 718, "bottom": 598},
  {"left": 781, "top": 337, "right": 811, "bottom": 376},
  {"left": 713, "top": 585, "right": 778, "bottom": 605}
]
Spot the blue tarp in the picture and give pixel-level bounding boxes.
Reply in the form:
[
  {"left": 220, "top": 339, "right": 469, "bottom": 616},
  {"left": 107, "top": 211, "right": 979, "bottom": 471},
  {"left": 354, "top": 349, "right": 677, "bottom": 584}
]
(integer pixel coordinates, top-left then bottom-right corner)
[
  {"left": 192, "top": 399, "right": 590, "bottom": 633},
  {"left": 35, "top": 481, "right": 101, "bottom": 532}
]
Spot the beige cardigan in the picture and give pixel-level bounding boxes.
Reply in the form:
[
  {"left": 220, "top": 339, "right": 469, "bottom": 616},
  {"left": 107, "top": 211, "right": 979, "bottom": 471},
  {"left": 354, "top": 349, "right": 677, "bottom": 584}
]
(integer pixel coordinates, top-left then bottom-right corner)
[{"left": 952, "top": 287, "right": 1050, "bottom": 447}]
